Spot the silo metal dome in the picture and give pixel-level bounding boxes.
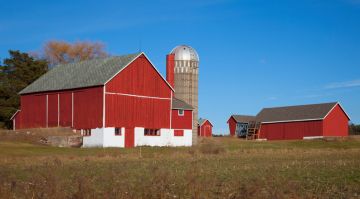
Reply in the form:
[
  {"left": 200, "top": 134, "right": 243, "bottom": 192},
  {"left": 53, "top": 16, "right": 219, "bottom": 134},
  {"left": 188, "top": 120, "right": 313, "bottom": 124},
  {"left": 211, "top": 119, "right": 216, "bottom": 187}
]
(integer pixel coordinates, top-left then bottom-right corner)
[{"left": 170, "top": 45, "right": 199, "bottom": 62}]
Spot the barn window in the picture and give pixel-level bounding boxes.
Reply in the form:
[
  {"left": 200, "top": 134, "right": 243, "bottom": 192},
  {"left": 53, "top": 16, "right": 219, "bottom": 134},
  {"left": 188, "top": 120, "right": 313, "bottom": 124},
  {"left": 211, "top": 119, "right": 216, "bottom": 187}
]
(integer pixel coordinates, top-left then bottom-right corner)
[
  {"left": 83, "top": 129, "right": 91, "bottom": 136},
  {"left": 174, "top": 130, "right": 184, "bottom": 136},
  {"left": 115, "top": 128, "right": 122, "bottom": 136},
  {"left": 144, "top": 129, "right": 160, "bottom": 136},
  {"left": 178, "top": 109, "right": 184, "bottom": 116}
]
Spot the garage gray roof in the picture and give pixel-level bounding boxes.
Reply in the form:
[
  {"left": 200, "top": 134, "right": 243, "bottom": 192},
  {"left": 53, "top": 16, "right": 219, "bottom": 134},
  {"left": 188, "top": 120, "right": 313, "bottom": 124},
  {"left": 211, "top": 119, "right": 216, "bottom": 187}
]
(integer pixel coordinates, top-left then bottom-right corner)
[
  {"left": 20, "top": 53, "right": 142, "bottom": 94},
  {"left": 230, "top": 115, "right": 256, "bottom": 123},
  {"left": 256, "top": 102, "right": 349, "bottom": 123},
  {"left": 172, "top": 98, "right": 193, "bottom": 110}
]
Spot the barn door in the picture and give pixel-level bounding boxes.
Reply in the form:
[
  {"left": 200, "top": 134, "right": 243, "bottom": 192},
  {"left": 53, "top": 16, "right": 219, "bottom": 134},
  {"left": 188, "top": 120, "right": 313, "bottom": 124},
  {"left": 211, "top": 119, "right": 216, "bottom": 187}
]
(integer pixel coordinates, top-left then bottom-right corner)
[{"left": 125, "top": 127, "right": 135, "bottom": 148}]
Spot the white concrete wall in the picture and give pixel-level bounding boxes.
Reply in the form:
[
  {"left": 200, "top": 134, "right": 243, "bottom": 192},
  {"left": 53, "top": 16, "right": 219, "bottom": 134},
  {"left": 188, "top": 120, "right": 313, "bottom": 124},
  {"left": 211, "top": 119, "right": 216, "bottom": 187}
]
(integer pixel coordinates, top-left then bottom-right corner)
[
  {"left": 82, "top": 128, "right": 105, "bottom": 147},
  {"left": 103, "top": 127, "right": 124, "bottom": 147},
  {"left": 83, "top": 127, "right": 192, "bottom": 148},
  {"left": 83, "top": 127, "right": 125, "bottom": 148},
  {"left": 135, "top": 128, "right": 192, "bottom": 147}
]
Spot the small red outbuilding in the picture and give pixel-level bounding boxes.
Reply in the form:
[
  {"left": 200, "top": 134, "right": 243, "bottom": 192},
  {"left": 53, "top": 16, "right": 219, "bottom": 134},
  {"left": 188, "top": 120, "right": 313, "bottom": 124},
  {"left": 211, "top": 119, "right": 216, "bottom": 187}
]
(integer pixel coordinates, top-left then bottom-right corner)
[
  {"left": 198, "top": 118, "right": 213, "bottom": 137},
  {"left": 257, "top": 102, "right": 350, "bottom": 140}
]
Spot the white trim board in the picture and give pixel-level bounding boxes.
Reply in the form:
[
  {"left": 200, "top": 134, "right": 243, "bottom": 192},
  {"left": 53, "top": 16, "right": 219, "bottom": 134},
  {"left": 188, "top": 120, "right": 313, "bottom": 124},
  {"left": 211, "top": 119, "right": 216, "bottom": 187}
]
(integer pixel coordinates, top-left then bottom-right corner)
[{"left": 105, "top": 92, "right": 171, "bottom": 100}]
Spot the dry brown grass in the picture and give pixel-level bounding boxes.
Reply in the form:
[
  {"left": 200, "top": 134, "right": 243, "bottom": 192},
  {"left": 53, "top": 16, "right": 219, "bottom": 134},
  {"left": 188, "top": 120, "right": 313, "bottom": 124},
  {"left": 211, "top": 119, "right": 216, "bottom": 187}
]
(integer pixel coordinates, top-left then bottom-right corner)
[{"left": 0, "top": 136, "right": 359, "bottom": 199}]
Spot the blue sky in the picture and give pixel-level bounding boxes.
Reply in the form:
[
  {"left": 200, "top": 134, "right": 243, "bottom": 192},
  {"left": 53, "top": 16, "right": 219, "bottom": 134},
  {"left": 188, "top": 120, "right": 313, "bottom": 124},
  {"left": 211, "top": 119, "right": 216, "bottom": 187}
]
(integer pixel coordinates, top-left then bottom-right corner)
[{"left": 1, "top": 0, "right": 359, "bottom": 133}]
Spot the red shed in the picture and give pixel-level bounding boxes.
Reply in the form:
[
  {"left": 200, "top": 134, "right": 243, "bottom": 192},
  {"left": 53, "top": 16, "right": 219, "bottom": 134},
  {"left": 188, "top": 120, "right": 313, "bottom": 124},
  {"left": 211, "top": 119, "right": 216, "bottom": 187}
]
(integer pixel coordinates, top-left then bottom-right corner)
[
  {"left": 227, "top": 115, "right": 256, "bottom": 136},
  {"left": 257, "top": 102, "right": 350, "bottom": 140},
  {"left": 12, "top": 52, "right": 194, "bottom": 147},
  {"left": 198, "top": 118, "right": 213, "bottom": 137}
]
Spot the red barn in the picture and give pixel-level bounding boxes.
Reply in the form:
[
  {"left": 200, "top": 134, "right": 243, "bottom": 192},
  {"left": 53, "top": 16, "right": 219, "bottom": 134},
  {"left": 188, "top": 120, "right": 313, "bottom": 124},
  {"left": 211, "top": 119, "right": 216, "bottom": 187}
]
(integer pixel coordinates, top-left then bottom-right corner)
[
  {"left": 198, "top": 118, "right": 213, "bottom": 137},
  {"left": 257, "top": 102, "right": 350, "bottom": 140},
  {"left": 11, "top": 52, "right": 193, "bottom": 147}
]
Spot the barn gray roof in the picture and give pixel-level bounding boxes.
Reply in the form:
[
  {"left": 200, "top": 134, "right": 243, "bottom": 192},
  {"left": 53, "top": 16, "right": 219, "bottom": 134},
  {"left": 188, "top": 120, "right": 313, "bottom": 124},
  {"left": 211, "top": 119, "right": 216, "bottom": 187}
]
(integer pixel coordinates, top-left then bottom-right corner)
[
  {"left": 172, "top": 98, "right": 193, "bottom": 110},
  {"left": 20, "top": 53, "right": 142, "bottom": 94},
  {"left": 230, "top": 115, "right": 256, "bottom": 123},
  {"left": 255, "top": 102, "right": 347, "bottom": 123}
]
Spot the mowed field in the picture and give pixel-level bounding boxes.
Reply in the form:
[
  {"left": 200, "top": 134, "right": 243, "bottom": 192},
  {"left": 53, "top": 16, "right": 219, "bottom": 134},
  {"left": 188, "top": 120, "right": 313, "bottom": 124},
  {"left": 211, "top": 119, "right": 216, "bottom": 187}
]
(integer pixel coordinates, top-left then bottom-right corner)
[{"left": 0, "top": 132, "right": 360, "bottom": 199}]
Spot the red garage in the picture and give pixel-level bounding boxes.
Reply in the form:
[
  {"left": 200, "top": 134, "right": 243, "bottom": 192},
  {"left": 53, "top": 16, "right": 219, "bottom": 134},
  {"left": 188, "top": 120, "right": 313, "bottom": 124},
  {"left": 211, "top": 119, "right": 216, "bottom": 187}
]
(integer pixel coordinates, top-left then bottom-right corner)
[
  {"left": 257, "top": 102, "right": 350, "bottom": 140},
  {"left": 198, "top": 118, "right": 213, "bottom": 137}
]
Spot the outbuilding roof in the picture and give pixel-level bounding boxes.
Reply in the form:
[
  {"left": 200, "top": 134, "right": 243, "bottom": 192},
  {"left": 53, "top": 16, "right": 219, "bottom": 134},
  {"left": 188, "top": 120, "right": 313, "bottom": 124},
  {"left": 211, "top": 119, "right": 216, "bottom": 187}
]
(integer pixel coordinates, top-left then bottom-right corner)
[
  {"left": 256, "top": 102, "right": 350, "bottom": 123},
  {"left": 198, "top": 118, "right": 213, "bottom": 127},
  {"left": 20, "top": 52, "right": 174, "bottom": 95},
  {"left": 172, "top": 98, "right": 193, "bottom": 110},
  {"left": 229, "top": 115, "right": 256, "bottom": 123}
]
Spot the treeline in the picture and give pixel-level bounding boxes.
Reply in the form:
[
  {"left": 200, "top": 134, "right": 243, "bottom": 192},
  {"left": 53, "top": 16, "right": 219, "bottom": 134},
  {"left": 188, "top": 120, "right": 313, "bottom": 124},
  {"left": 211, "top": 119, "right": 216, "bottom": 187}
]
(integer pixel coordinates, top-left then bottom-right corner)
[
  {"left": 0, "top": 41, "right": 107, "bottom": 128},
  {"left": 349, "top": 123, "right": 360, "bottom": 135}
]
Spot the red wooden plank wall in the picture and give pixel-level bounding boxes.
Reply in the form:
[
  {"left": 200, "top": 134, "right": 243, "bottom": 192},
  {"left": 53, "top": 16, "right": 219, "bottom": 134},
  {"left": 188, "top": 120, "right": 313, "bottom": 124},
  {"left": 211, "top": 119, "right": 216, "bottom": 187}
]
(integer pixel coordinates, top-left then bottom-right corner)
[
  {"left": 106, "top": 94, "right": 170, "bottom": 129},
  {"left": 199, "top": 120, "right": 212, "bottom": 137},
  {"left": 73, "top": 87, "right": 103, "bottom": 129},
  {"left": 47, "top": 94, "right": 58, "bottom": 127},
  {"left": 259, "top": 120, "right": 323, "bottom": 140},
  {"left": 227, "top": 117, "right": 237, "bottom": 136},
  {"left": 323, "top": 105, "right": 349, "bottom": 136},
  {"left": 20, "top": 94, "right": 46, "bottom": 128},
  {"left": 171, "top": 110, "right": 192, "bottom": 129},
  {"left": 59, "top": 92, "right": 72, "bottom": 127},
  {"left": 106, "top": 55, "right": 171, "bottom": 98}
]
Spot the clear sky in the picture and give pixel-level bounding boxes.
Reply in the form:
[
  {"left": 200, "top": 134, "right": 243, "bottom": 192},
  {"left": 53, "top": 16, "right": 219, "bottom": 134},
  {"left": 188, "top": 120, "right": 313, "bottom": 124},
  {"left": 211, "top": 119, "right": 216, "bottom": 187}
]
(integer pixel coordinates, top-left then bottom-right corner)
[{"left": 1, "top": 0, "right": 359, "bottom": 134}]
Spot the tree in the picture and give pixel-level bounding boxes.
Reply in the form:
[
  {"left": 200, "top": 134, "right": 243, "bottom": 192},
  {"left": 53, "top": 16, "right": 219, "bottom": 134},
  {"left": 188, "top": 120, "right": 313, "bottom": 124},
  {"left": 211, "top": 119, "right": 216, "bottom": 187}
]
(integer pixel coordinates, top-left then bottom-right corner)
[
  {"left": 41, "top": 40, "right": 108, "bottom": 66},
  {"left": 0, "top": 50, "right": 48, "bottom": 128},
  {"left": 349, "top": 123, "right": 360, "bottom": 135}
]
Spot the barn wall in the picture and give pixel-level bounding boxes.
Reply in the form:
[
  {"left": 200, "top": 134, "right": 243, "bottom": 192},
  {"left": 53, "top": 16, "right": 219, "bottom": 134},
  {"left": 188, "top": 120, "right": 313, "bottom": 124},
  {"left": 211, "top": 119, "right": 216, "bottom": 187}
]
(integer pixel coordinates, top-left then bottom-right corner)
[
  {"left": 73, "top": 87, "right": 103, "bottom": 129},
  {"left": 105, "top": 94, "right": 171, "bottom": 129},
  {"left": 199, "top": 120, "right": 212, "bottom": 137},
  {"left": 17, "top": 86, "right": 103, "bottom": 130},
  {"left": 227, "top": 117, "right": 237, "bottom": 136},
  {"left": 59, "top": 92, "right": 72, "bottom": 127},
  {"left": 106, "top": 54, "right": 171, "bottom": 98},
  {"left": 259, "top": 120, "right": 323, "bottom": 140},
  {"left": 47, "top": 94, "right": 58, "bottom": 127},
  {"left": 171, "top": 110, "right": 192, "bottom": 130},
  {"left": 323, "top": 105, "right": 349, "bottom": 137},
  {"left": 105, "top": 55, "right": 173, "bottom": 129},
  {"left": 20, "top": 94, "right": 47, "bottom": 128}
]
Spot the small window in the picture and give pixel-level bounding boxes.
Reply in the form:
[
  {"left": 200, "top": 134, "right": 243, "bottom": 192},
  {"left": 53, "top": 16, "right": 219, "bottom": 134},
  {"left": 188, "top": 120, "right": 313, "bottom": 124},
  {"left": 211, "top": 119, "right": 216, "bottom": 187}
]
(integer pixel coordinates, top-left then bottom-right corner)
[
  {"left": 115, "top": 128, "right": 122, "bottom": 136},
  {"left": 83, "top": 129, "right": 91, "bottom": 136},
  {"left": 178, "top": 109, "right": 184, "bottom": 116},
  {"left": 174, "top": 130, "right": 184, "bottom": 136},
  {"left": 144, "top": 129, "right": 160, "bottom": 136}
]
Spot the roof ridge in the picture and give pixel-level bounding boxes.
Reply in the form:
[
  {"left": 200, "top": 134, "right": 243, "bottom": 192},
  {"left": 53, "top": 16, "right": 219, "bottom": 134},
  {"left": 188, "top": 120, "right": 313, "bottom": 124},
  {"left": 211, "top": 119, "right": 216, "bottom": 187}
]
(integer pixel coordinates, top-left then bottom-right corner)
[{"left": 262, "top": 102, "right": 338, "bottom": 110}]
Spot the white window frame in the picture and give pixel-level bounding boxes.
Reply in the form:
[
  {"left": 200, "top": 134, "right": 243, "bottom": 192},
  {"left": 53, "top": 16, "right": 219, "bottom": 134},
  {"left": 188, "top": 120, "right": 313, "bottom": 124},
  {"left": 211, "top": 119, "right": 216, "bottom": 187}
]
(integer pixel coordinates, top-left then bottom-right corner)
[{"left": 178, "top": 109, "right": 184, "bottom": 116}]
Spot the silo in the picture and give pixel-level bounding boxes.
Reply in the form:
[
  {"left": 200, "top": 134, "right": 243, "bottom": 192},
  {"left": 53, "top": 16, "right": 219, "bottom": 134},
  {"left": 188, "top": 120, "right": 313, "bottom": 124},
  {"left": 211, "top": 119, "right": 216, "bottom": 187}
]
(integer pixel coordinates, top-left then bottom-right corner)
[{"left": 167, "top": 45, "right": 199, "bottom": 145}]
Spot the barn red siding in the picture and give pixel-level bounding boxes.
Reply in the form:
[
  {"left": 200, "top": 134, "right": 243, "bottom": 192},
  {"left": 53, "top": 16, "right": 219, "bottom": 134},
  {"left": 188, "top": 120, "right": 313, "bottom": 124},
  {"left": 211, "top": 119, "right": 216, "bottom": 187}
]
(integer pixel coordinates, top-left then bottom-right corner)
[
  {"left": 228, "top": 117, "right": 237, "bottom": 136},
  {"left": 259, "top": 120, "right": 323, "bottom": 140},
  {"left": 13, "top": 111, "right": 22, "bottom": 130},
  {"left": 105, "top": 55, "right": 173, "bottom": 129},
  {"left": 106, "top": 94, "right": 170, "bottom": 129},
  {"left": 199, "top": 120, "right": 212, "bottom": 137},
  {"left": 171, "top": 110, "right": 192, "bottom": 129},
  {"left": 323, "top": 105, "right": 349, "bottom": 137},
  {"left": 47, "top": 94, "right": 58, "bottom": 127},
  {"left": 73, "top": 87, "right": 103, "bottom": 129},
  {"left": 59, "top": 92, "right": 72, "bottom": 127},
  {"left": 106, "top": 55, "right": 171, "bottom": 98},
  {"left": 20, "top": 94, "right": 47, "bottom": 128}
]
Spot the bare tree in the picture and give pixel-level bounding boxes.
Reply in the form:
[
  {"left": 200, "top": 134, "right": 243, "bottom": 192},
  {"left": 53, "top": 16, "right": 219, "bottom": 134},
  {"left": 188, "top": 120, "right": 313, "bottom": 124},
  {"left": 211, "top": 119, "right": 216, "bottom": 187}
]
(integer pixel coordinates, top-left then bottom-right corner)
[{"left": 41, "top": 40, "right": 108, "bottom": 66}]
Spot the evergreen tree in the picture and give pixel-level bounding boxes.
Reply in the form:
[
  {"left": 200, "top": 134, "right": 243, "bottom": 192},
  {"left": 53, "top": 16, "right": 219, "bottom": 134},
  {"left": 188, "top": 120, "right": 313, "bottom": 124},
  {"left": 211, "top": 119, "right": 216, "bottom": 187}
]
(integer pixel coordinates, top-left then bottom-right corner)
[{"left": 0, "top": 50, "right": 48, "bottom": 128}]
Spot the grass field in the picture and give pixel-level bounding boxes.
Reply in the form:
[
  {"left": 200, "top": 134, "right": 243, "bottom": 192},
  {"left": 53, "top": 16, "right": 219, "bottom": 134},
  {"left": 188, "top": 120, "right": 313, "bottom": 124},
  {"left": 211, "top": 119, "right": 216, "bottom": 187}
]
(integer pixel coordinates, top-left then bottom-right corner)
[{"left": 0, "top": 134, "right": 359, "bottom": 199}]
